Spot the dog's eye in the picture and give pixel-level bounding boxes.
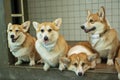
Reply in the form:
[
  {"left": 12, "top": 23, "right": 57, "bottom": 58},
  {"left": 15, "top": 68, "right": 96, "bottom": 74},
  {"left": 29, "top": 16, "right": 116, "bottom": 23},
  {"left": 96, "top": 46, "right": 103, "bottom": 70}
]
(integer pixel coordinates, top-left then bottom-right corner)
[
  {"left": 81, "top": 63, "right": 85, "bottom": 66},
  {"left": 89, "top": 19, "right": 93, "bottom": 23},
  {"left": 73, "top": 63, "right": 78, "bottom": 67},
  {"left": 48, "top": 29, "right": 52, "bottom": 32},
  {"left": 41, "top": 29, "right": 44, "bottom": 33},
  {"left": 16, "top": 30, "right": 19, "bottom": 32},
  {"left": 9, "top": 30, "right": 12, "bottom": 32}
]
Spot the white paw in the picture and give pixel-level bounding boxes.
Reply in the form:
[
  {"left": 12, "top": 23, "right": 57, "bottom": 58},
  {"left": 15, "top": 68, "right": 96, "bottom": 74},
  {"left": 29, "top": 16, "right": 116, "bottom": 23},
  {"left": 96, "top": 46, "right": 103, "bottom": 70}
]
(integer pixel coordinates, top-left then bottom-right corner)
[
  {"left": 59, "top": 64, "right": 65, "bottom": 71},
  {"left": 107, "top": 59, "right": 114, "bottom": 65},
  {"left": 91, "top": 60, "right": 96, "bottom": 68},
  {"left": 15, "top": 60, "right": 22, "bottom": 66},
  {"left": 96, "top": 58, "right": 101, "bottom": 64},
  {"left": 118, "top": 73, "right": 120, "bottom": 80},
  {"left": 29, "top": 61, "right": 35, "bottom": 66},
  {"left": 43, "top": 63, "right": 50, "bottom": 71}
]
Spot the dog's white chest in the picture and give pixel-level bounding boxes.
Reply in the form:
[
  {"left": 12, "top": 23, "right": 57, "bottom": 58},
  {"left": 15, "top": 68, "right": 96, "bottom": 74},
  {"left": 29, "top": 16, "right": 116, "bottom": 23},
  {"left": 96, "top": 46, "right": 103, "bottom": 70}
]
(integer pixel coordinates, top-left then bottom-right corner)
[
  {"left": 90, "top": 34, "right": 100, "bottom": 47},
  {"left": 10, "top": 45, "right": 30, "bottom": 58},
  {"left": 35, "top": 40, "right": 60, "bottom": 66}
]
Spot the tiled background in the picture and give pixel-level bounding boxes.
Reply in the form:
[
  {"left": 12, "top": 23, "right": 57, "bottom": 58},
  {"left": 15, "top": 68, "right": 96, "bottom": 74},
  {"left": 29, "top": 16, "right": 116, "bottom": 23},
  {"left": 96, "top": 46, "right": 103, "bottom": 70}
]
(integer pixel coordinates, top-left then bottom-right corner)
[{"left": 27, "top": 0, "right": 120, "bottom": 41}]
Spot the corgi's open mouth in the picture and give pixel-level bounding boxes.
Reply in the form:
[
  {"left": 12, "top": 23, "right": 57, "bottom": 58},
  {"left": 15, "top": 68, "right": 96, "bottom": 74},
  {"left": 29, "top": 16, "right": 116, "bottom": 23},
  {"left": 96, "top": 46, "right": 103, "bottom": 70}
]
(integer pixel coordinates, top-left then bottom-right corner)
[
  {"left": 82, "top": 26, "right": 96, "bottom": 33},
  {"left": 11, "top": 36, "right": 20, "bottom": 42}
]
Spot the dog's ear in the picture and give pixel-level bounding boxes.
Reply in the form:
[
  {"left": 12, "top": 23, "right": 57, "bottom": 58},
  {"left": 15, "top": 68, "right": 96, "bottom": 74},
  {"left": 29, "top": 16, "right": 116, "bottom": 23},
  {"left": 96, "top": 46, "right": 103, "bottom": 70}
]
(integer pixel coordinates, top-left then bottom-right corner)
[
  {"left": 88, "top": 54, "right": 97, "bottom": 62},
  {"left": 98, "top": 6, "right": 105, "bottom": 20},
  {"left": 87, "top": 10, "right": 92, "bottom": 17},
  {"left": 33, "top": 21, "right": 39, "bottom": 30},
  {"left": 53, "top": 18, "right": 62, "bottom": 29},
  {"left": 22, "top": 21, "right": 30, "bottom": 32},
  {"left": 7, "top": 23, "right": 12, "bottom": 31}
]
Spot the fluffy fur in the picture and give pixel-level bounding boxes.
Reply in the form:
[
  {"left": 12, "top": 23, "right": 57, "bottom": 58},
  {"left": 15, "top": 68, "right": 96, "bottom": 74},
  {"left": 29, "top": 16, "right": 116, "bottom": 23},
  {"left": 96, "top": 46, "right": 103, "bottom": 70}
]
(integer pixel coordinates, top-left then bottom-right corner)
[
  {"left": 33, "top": 18, "right": 69, "bottom": 71},
  {"left": 7, "top": 21, "right": 40, "bottom": 66},
  {"left": 115, "top": 44, "right": 120, "bottom": 80},
  {"left": 81, "top": 6, "right": 119, "bottom": 65},
  {"left": 60, "top": 42, "right": 97, "bottom": 76}
]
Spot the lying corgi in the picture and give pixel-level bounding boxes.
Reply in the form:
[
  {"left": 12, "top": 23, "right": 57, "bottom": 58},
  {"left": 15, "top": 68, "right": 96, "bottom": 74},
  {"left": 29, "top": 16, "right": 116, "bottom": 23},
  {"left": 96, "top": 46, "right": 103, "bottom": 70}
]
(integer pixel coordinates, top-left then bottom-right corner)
[
  {"left": 7, "top": 21, "right": 41, "bottom": 66},
  {"left": 33, "top": 18, "right": 69, "bottom": 71},
  {"left": 60, "top": 42, "right": 97, "bottom": 76},
  {"left": 81, "top": 6, "right": 119, "bottom": 65}
]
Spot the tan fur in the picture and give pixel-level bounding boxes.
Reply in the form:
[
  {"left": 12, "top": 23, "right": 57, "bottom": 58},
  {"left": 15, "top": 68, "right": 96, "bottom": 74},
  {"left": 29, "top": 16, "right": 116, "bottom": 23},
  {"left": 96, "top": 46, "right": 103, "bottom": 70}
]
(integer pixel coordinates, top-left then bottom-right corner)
[
  {"left": 60, "top": 42, "right": 97, "bottom": 76},
  {"left": 33, "top": 18, "right": 69, "bottom": 71},
  {"left": 22, "top": 33, "right": 41, "bottom": 61},
  {"left": 7, "top": 21, "right": 41, "bottom": 66},
  {"left": 81, "top": 6, "right": 119, "bottom": 65},
  {"left": 115, "top": 44, "right": 120, "bottom": 79}
]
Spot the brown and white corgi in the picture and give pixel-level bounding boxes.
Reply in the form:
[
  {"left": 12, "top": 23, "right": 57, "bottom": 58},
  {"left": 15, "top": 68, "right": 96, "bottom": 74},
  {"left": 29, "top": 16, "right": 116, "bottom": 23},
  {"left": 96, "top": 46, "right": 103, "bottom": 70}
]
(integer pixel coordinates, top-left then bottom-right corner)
[
  {"left": 33, "top": 18, "right": 69, "bottom": 71},
  {"left": 115, "top": 45, "right": 120, "bottom": 80},
  {"left": 81, "top": 6, "right": 119, "bottom": 65},
  {"left": 7, "top": 21, "right": 41, "bottom": 66},
  {"left": 60, "top": 42, "right": 97, "bottom": 76}
]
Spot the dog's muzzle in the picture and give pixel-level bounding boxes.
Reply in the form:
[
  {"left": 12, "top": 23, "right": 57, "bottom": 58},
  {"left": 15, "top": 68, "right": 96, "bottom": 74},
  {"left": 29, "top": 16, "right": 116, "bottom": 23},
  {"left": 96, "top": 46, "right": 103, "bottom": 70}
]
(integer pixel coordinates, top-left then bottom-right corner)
[
  {"left": 10, "top": 35, "right": 20, "bottom": 42},
  {"left": 44, "top": 36, "right": 49, "bottom": 41},
  {"left": 80, "top": 25, "right": 96, "bottom": 33}
]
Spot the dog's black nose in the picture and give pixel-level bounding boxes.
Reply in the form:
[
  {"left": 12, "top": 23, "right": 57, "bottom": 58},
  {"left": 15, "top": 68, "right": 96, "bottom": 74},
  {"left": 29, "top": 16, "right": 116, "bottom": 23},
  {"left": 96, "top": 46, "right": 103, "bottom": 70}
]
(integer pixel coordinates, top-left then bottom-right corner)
[
  {"left": 10, "top": 35, "right": 14, "bottom": 38},
  {"left": 78, "top": 72, "right": 82, "bottom": 76},
  {"left": 81, "top": 25, "right": 85, "bottom": 29},
  {"left": 44, "top": 36, "right": 48, "bottom": 41}
]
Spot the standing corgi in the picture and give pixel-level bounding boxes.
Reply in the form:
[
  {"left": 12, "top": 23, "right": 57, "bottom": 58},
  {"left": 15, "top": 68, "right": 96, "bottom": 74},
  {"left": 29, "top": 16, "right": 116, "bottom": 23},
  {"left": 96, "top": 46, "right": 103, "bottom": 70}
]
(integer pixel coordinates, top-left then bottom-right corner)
[
  {"left": 33, "top": 18, "right": 69, "bottom": 71},
  {"left": 81, "top": 6, "right": 119, "bottom": 65},
  {"left": 7, "top": 21, "right": 41, "bottom": 66},
  {"left": 60, "top": 42, "right": 97, "bottom": 76}
]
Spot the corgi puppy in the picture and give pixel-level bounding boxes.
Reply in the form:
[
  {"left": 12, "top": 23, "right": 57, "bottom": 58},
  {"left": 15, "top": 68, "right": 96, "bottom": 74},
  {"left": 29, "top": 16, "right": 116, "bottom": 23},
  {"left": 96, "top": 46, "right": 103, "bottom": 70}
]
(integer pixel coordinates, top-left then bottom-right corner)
[
  {"left": 33, "top": 18, "right": 69, "bottom": 71},
  {"left": 7, "top": 21, "right": 41, "bottom": 66},
  {"left": 81, "top": 6, "right": 119, "bottom": 65},
  {"left": 60, "top": 42, "right": 97, "bottom": 76}
]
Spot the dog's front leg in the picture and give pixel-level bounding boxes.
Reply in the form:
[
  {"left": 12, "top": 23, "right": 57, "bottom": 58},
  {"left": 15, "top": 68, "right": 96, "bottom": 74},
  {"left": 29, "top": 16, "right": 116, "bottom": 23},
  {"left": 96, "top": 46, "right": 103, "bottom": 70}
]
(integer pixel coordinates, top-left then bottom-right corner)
[
  {"left": 29, "top": 55, "right": 35, "bottom": 66},
  {"left": 59, "top": 61, "right": 66, "bottom": 71},
  {"left": 43, "top": 63, "right": 50, "bottom": 71},
  {"left": 107, "top": 58, "right": 114, "bottom": 65},
  {"left": 107, "top": 50, "right": 114, "bottom": 65},
  {"left": 15, "top": 57, "right": 22, "bottom": 65}
]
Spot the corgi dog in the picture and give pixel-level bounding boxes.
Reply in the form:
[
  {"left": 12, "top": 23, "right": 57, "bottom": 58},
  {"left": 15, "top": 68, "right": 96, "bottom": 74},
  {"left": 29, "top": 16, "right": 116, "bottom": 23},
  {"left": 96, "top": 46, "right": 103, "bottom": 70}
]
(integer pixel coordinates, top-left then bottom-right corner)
[
  {"left": 80, "top": 6, "right": 119, "bottom": 65},
  {"left": 60, "top": 42, "right": 97, "bottom": 76},
  {"left": 33, "top": 18, "right": 69, "bottom": 71},
  {"left": 115, "top": 45, "right": 120, "bottom": 80},
  {"left": 7, "top": 21, "right": 41, "bottom": 66}
]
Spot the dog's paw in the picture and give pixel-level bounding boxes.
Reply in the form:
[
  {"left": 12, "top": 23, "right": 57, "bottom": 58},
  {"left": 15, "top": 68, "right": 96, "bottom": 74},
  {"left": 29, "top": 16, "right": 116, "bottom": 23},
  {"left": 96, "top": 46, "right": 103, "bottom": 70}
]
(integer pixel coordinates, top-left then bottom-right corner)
[
  {"left": 96, "top": 58, "right": 101, "bottom": 64},
  {"left": 15, "top": 60, "right": 22, "bottom": 66},
  {"left": 107, "top": 59, "right": 114, "bottom": 65},
  {"left": 118, "top": 73, "right": 120, "bottom": 80},
  {"left": 59, "top": 64, "right": 65, "bottom": 71},
  {"left": 90, "top": 60, "right": 96, "bottom": 69},
  {"left": 29, "top": 61, "right": 35, "bottom": 66},
  {"left": 43, "top": 63, "right": 50, "bottom": 71}
]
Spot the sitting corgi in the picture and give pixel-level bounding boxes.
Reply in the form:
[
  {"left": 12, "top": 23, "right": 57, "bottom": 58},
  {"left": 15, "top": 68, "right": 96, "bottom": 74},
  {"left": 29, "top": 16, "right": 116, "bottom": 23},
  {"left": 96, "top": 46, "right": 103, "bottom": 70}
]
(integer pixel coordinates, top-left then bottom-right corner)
[
  {"left": 33, "top": 18, "right": 69, "bottom": 71},
  {"left": 60, "top": 42, "right": 97, "bottom": 76},
  {"left": 81, "top": 6, "right": 119, "bottom": 65},
  {"left": 115, "top": 44, "right": 120, "bottom": 80},
  {"left": 7, "top": 21, "right": 41, "bottom": 66}
]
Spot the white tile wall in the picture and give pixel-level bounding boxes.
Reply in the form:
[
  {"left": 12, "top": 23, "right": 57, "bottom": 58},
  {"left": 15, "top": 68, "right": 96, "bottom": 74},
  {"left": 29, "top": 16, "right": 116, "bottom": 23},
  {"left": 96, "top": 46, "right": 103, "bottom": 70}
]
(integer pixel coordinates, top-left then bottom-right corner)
[{"left": 28, "top": 0, "right": 120, "bottom": 41}]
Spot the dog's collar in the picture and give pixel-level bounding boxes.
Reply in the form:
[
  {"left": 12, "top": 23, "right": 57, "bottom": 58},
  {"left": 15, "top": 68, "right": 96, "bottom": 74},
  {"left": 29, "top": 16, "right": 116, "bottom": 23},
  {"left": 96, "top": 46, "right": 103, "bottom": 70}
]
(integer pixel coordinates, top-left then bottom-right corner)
[
  {"left": 91, "top": 29, "right": 108, "bottom": 39},
  {"left": 99, "top": 29, "right": 108, "bottom": 37},
  {"left": 41, "top": 42, "right": 56, "bottom": 51}
]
